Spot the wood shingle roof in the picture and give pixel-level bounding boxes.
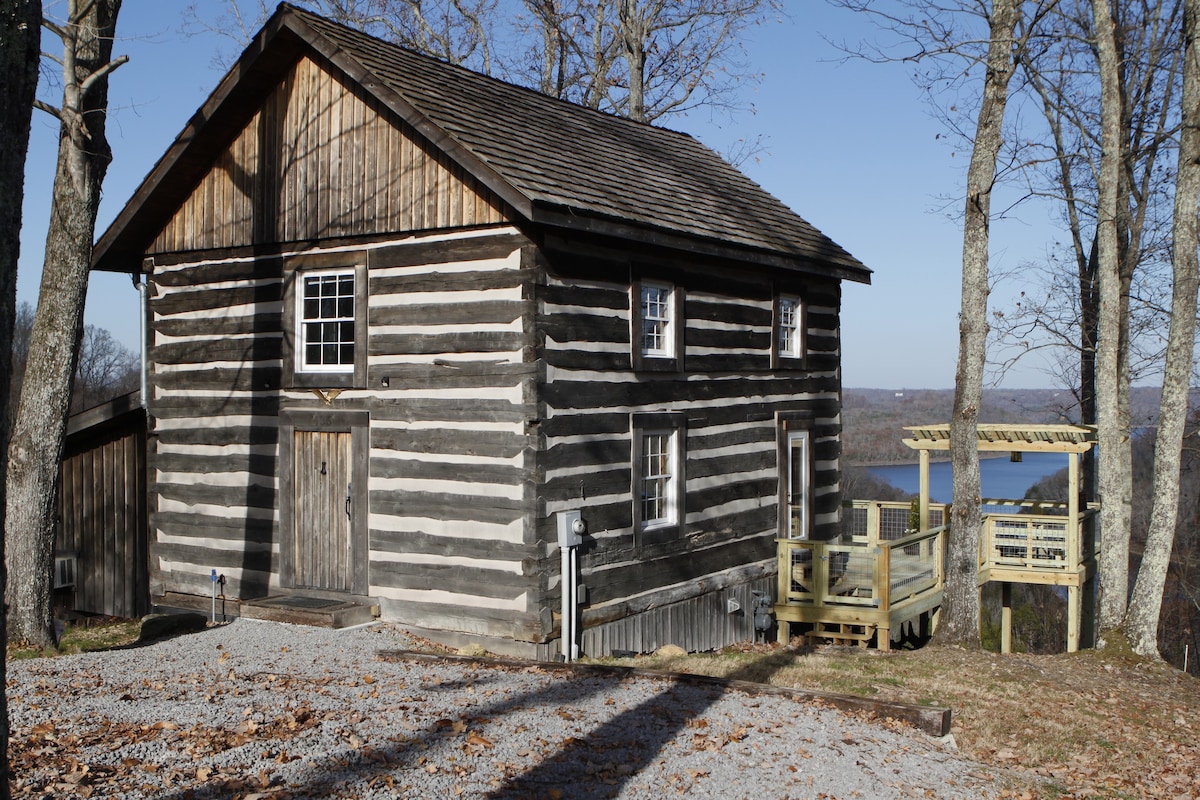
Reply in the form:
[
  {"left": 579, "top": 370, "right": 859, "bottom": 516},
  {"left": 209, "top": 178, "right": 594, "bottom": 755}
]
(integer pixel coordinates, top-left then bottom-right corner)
[{"left": 93, "top": 3, "right": 870, "bottom": 283}]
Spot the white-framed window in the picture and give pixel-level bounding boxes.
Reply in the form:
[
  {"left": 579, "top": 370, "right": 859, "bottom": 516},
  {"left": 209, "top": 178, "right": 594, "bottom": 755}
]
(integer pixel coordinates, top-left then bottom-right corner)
[
  {"left": 639, "top": 429, "right": 677, "bottom": 527},
  {"left": 298, "top": 269, "right": 356, "bottom": 372},
  {"left": 785, "top": 428, "right": 810, "bottom": 539},
  {"left": 777, "top": 295, "right": 804, "bottom": 360},
  {"left": 632, "top": 412, "right": 686, "bottom": 535},
  {"left": 640, "top": 281, "right": 674, "bottom": 357}
]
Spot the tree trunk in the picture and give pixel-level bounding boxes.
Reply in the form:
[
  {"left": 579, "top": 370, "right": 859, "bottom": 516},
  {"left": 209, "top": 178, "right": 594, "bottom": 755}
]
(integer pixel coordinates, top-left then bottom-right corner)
[
  {"left": 1080, "top": 235, "right": 1097, "bottom": 502},
  {"left": 1124, "top": 0, "right": 1200, "bottom": 658},
  {"left": 936, "top": 0, "right": 1019, "bottom": 648},
  {"left": 619, "top": 0, "right": 648, "bottom": 122},
  {"left": 1091, "top": 0, "right": 1130, "bottom": 636},
  {"left": 0, "top": 2, "right": 44, "bottom": 792},
  {"left": 6, "top": 0, "right": 123, "bottom": 649}
]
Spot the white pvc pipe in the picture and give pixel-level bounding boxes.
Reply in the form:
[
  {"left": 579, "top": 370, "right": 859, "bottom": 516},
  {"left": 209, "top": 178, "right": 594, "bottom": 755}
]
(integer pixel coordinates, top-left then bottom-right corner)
[
  {"left": 560, "top": 545, "right": 572, "bottom": 661},
  {"left": 136, "top": 275, "right": 148, "bottom": 408},
  {"left": 569, "top": 547, "right": 580, "bottom": 660}
]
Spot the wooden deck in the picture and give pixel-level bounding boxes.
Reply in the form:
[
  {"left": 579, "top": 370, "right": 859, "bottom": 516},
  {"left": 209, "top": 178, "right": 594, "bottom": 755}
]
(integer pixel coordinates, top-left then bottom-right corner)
[
  {"left": 774, "top": 501, "right": 945, "bottom": 651},
  {"left": 775, "top": 498, "right": 1099, "bottom": 652}
]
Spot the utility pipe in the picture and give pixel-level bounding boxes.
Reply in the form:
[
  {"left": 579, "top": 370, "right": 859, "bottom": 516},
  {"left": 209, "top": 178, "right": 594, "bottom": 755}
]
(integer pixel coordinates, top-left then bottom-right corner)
[{"left": 134, "top": 273, "right": 147, "bottom": 408}]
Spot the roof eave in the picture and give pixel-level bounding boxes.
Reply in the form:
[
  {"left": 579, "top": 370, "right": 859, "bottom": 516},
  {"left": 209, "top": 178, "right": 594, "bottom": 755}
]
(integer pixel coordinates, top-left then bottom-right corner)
[{"left": 530, "top": 205, "right": 873, "bottom": 284}]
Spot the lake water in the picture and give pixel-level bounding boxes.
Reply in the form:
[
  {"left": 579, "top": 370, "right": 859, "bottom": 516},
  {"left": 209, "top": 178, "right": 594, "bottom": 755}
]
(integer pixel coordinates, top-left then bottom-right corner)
[{"left": 867, "top": 451, "right": 1069, "bottom": 504}]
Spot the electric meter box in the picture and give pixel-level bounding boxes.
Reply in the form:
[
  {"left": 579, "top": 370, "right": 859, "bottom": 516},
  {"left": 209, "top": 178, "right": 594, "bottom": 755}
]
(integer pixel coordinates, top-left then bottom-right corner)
[{"left": 557, "top": 510, "right": 583, "bottom": 547}]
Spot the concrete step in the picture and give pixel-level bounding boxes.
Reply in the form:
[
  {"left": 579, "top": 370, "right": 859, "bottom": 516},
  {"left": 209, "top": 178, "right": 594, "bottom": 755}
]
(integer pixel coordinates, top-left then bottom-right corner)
[{"left": 239, "top": 595, "right": 378, "bottom": 628}]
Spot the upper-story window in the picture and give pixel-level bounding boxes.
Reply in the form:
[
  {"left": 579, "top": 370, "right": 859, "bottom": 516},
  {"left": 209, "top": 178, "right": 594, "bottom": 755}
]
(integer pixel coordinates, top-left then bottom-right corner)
[
  {"left": 640, "top": 282, "right": 674, "bottom": 357},
  {"left": 299, "top": 270, "right": 356, "bottom": 372},
  {"left": 632, "top": 278, "right": 682, "bottom": 371},
  {"left": 284, "top": 259, "right": 367, "bottom": 390},
  {"left": 773, "top": 294, "right": 805, "bottom": 367}
]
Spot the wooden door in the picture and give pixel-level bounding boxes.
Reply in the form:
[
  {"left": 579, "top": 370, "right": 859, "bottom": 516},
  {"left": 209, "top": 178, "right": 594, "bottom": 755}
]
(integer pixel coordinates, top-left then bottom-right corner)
[{"left": 292, "top": 430, "right": 352, "bottom": 591}]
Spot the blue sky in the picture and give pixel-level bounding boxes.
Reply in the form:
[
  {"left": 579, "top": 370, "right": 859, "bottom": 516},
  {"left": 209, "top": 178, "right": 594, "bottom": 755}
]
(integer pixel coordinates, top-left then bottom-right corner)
[{"left": 16, "top": 1, "right": 1062, "bottom": 390}]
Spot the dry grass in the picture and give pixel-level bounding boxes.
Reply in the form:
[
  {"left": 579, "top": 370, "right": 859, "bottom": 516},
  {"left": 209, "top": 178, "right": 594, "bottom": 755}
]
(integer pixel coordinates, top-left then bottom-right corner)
[
  {"left": 6, "top": 619, "right": 141, "bottom": 660},
  {"left": 591, "top": 639, "right": 1200, "bottom": 798}
]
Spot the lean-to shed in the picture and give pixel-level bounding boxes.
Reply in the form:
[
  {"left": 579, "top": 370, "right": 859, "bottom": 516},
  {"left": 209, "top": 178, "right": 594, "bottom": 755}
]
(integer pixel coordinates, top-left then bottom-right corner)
[{"left": 91, "top": 2, "right": 871, "bottom": 656}]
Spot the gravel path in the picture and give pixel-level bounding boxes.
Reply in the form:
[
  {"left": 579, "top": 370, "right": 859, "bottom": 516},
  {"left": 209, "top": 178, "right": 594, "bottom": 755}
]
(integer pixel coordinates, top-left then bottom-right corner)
[{"left": 8, "top": 619, "right": 1009, "bottom": 799}]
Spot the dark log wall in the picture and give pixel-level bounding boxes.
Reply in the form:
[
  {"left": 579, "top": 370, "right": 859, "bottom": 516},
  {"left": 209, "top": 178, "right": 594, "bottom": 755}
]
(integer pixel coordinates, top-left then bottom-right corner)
[
  {"left": 146, "top": 229, "right": 543, "bottom": 643},
  {"left": 363, "top": 232, "right": 542, "bottom": 642},
  {"left": 535, "top": 246, "right": 845, "bottom": 648},
  {"left": 150, "top": 55, "right": 510, "bottom": 255}
]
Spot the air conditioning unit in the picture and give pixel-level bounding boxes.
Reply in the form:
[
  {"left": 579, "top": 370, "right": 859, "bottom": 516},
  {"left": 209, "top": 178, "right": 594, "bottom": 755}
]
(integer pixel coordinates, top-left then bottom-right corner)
[{"left": 53, "top": 556, "right": 76, "bottom": 589}]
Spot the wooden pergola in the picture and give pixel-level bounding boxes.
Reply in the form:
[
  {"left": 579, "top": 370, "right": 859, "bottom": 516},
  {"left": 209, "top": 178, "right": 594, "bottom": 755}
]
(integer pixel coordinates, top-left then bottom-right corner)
[{"left": 903, "top": 423, "right": 1099, "bottom": 653}]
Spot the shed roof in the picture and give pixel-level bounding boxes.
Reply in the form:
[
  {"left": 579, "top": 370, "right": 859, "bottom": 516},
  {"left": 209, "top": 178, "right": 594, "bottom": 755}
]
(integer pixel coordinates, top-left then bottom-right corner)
[
  {"left": 93, "top": 3, "right": 871, "bottom": 282},
  {"left": 902, "top": 424, "right": 1097, "bottom": 454}
]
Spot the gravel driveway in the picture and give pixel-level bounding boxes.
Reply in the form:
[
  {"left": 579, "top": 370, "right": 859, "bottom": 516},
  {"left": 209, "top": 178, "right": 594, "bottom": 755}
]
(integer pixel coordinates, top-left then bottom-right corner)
[{"left": 8, "top": 619, "right": 1008, "bottom": 799}]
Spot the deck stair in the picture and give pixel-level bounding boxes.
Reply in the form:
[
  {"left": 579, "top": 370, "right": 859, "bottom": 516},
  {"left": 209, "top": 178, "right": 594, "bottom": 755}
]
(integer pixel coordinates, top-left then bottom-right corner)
[{"left": 808, "top": 621, "right": 875, "bottom": 647}]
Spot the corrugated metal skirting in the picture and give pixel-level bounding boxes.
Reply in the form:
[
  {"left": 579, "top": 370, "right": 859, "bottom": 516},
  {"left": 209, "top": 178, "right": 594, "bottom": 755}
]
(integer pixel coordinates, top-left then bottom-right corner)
[{"left": 581, "top": 576, "right": 776, "bottom": 657}]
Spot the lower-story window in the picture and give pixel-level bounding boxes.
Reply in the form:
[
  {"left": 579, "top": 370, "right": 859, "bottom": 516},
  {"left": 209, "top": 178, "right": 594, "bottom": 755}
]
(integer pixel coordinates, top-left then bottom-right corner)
[
  {"left": 633, "top": 412, "right": 686, "bottom": 535},
  {"left": 639, "top": 430, "right": 675, "bottom": 526},
  {"left": 779, "top": 416, "right": 813, "bottom": 540}
]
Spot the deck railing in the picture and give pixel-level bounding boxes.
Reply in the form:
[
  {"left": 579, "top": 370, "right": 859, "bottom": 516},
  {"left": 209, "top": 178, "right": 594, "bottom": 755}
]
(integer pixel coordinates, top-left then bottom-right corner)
[
  {"left": 978, "top": 502, "right": 1098, "bottom": 574},
  {"left": 778, "top": 518, "right": 944, "bottom": 612},
  {"left": 776, "top": 498, "right": 1097, "bottom": 649}
]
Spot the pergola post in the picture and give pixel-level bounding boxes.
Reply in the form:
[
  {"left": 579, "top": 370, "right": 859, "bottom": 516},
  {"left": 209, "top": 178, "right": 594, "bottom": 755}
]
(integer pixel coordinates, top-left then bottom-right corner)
[{"left": 918, "top": 449, "right": 930, "bottom": 531}]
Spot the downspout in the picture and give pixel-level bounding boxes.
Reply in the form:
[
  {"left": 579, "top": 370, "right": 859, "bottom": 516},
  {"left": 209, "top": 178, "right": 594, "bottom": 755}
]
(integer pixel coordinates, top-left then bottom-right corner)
[{"left": 133, "top": 270, "right": 147, "bottom": 409}]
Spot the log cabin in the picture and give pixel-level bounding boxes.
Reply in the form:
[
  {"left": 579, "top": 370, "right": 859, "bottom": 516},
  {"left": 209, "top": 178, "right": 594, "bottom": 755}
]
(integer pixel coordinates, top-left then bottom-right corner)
[{"left": 91, "top": 3, "right": 871, "bottom": 657}]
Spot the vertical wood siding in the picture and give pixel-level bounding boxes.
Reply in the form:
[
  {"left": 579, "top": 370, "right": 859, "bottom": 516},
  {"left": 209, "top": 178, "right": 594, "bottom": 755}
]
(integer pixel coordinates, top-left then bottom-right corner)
[
  {"left": 537, "top": 254, "right": 845, "bottom": 652},
  {"left": 56, "top": 411, "right": 149, "bottom": 618},
  {"left": 150, "top": 55, "right": 510, "bottom": 255}
]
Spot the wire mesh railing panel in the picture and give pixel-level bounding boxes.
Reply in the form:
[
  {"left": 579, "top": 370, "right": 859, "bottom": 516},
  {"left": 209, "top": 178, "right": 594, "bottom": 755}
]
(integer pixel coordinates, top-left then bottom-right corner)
[
  {"left": 879, "top": 506, "right": 909, "bottom": 540},
  {"left": 833, "top": 549, "right": 877, "bottom": 603},
  {"left": 985, "top": 515, "right": 1070, "bottom": 567},
  {"left": 888, "top": 536, "right": 938, "bottom": 600},
  {"left": 788, "top": 546, "right": 816, "bottom": 599}
]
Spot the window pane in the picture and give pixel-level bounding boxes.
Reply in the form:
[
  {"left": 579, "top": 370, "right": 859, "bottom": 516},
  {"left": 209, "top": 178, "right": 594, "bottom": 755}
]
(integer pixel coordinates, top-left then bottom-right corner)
[
  {"left": 640, "top": 283, "right": 672, "bottom": 356},
  {"left": 778, "top": 296, "right": 801, "bottom": 359},
  {"left": 640, "top": 431, "right": 674, "bottom": 526},
  {"left": 298, "top": 269, "right": 357, "bottom": 372}
]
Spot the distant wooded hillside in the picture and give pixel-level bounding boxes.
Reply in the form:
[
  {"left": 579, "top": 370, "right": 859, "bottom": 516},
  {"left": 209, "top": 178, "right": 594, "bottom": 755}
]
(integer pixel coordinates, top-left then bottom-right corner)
[{"left": 842, "top": 387, "right": 1165, "bottom": 464}]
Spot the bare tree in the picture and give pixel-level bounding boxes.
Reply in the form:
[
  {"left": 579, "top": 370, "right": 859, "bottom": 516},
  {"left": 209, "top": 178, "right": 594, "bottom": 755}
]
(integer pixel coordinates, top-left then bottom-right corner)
[
  {"left": 1, "top": 0, "right": 43, "bottom": 789},
  {"left": 6, "top": 0, "right": 126, "bottom": 650},
  {"left": 941, "top": 0, "right": 1024, "bottom": 648},
  {"left": 1123, "top": 0, "right": 1200, "bottom": 657},
  {"left": 828, "top": 0, "right": 1055, "bottom": 646},
  {"left": 186, "top": 0, "right": 778, "bottom": 126},
  {"left": 184, "top": 0, "right": 498, "bottom": 72},
  {"left": 984, "top": 0, "right": 1185, "bottom": 643},
  {"left": 70, "top": 325, "right": 140, "bottom": 413},
  {"left": 1090, "top": 0, "right": 1130, "bottom": 636}
]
